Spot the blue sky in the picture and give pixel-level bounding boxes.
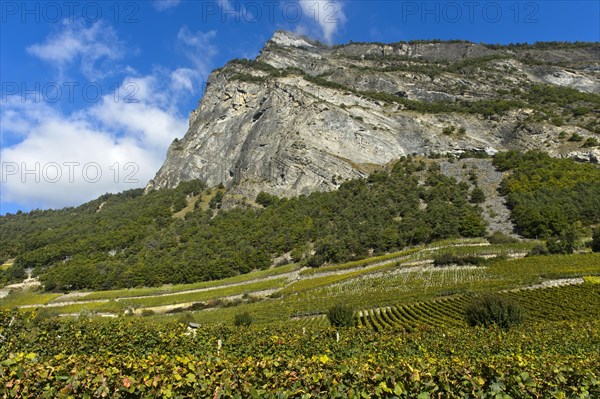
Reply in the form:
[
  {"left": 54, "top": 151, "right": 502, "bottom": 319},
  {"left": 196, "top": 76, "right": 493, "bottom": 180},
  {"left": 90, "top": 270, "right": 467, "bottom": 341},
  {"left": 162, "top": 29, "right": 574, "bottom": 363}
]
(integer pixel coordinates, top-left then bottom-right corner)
[{"left": 1, "top": 0, "right": 599, "bottom": 214}]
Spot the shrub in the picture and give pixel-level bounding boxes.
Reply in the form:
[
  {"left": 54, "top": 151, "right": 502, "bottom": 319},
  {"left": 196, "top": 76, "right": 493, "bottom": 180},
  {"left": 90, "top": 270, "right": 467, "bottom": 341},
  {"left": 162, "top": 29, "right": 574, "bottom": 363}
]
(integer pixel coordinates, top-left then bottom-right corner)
[
  {"left": 528, "top": 244, "right": 549, "bottom": 256},
  {"left": 172, "top": 196, "right": 187, "bottom": 212},
  {"left": 592, "top": 228, "right": 600, "bottom": 253},
  {"left": 327, "top": 304, "right": 354, "bottom": 328},
  {"left": 546, "top": 227, "right": 579, "bottom": 255},
  {"left": 234, "top": 312, "right": 253, "bottom": 327},
  {"left": 470, "top": 187, "right": 486, "bottom": 203},
  {"left": 582, "top": 137, "right": 599, "bottom": 148},
  {"left": 209, "top": 191, "right": 224, "bottom": 209},
  {"left": 487, "top": 231, "right": 519, "bottom": 244},
  {"left": 568, "top": 133, "right": 583, "bottom": 142},
  {"left": 177, "top": 313, "right": 195, "bottom": 325},
  {"left": 305, "top": 254, "right": 326, "bottom": 268},
  {"left": 465, "top": 294, "right": 523, "bottom": 329},
  {"left": 256, "top": 192, "right": 278, "bottom": 207},
  {"left": 224, "top": 298, "right": 243, "bottom": 308},
  {"left": 433, "top": 252, "right": 456, "bottom": 266},
  {"left": 546, "top": 236, "right": 574, "bottom": 255},
  {"left": 434, "top": 253, "right": 486, "bottom": 267},
  {"left": 442, "top": 126, "right": 456, "bottom": 135},
  {"left": 290, "top": 246, "right": 306, "bottom": 262}
]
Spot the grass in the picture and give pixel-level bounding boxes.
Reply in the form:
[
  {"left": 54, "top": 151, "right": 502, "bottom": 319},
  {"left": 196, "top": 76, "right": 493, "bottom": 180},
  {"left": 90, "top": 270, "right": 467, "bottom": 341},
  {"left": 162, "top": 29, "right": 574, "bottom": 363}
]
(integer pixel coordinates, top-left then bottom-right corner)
[
  {"left": 0, "top": 291, "right": 62, "bottom": 308},
  {"left": 69, "top": 263, "right": 299, "bottom": 302},
  {"left": 489, "top": 252, "right": 600, "bottom": 284},
  {"left": 300, "top": 238, "right": 495, "bottom": 277},
  {"left": 172, "top": 194, "right": 201, "bottom": 219},
  {"left": 408, "top": 241, "right": 539, "bottom": 260},
  {"left": 0, "top": 260, "right": 14, "bottom": 271},
  {"left": 197, "top": 188, "right": 226, "bottom": 211},
  {"left": 43, "top": 301, "right": 124, "bottom": 315},
  {"left": 281, "top": 271, "right": 367, "bottom": 294},
  {"left": 118, "top": 278, "right": 288, "bottom": 308},
  {"left": 300, "top": 248, "right": 420, "bottom": 276},
  {"left": 6, "top": 245, "right": 599, "bottom": 327}
]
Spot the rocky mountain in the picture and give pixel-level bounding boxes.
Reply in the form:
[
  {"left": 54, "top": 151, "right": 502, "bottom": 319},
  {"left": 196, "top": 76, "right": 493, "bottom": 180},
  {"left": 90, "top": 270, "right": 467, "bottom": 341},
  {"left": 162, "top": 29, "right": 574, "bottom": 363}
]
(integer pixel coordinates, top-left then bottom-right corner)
[{"left": 148, "top": 31, "right": 600, "bottom": 201}]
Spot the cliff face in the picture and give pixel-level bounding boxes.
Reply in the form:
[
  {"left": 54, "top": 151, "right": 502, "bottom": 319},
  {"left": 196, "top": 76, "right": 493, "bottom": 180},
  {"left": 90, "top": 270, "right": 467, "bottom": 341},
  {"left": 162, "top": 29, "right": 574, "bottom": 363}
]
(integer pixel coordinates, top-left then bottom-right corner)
[{"left": 148, "top": 31, "right": 600, "bottom": 201}]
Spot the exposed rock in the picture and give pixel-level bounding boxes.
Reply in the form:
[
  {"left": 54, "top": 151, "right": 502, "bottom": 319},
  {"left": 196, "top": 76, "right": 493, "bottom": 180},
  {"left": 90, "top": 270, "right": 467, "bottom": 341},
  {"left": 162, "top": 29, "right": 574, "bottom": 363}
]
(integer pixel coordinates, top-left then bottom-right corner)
[
  {"left": 439, "top": 159, "right": 515, "bottom": 236},
  {"left": 148, "top": 31, "right": 600, "bottom": 202},
  {"left": 565, "top": 149, "right": 600, "bottom": 164}
]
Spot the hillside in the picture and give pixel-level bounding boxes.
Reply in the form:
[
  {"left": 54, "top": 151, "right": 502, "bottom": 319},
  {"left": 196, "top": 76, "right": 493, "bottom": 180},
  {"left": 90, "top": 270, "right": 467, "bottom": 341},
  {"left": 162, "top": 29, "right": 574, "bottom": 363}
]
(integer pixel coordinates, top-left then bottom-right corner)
[
  {"left": 149, "top": 32, "right": 600, "bottom": 204},
  {"left": 1, "top": 157, "right": 489, "bottom": 290},
  {"left": 1, "top": 34, "right": 600, "bottom": 398},
  {"left": 2, "top": 243, "right": 600, "bottom": 396},
  {"left": 1, "top": 151, "right": 600, "bottom": 295},
  {"left": 1, "top": 33, "right": 599, "bottom": 294},
  {"left": 5, "top": 4, "right": 600, "bottom": 392}
]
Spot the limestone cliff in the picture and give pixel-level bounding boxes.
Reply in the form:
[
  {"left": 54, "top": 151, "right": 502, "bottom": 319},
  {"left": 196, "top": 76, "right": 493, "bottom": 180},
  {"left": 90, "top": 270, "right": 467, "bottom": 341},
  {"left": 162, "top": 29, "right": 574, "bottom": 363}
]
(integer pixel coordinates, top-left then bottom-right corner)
[{"left": 148, "top": 31, "right": 600, "bottom": 201}]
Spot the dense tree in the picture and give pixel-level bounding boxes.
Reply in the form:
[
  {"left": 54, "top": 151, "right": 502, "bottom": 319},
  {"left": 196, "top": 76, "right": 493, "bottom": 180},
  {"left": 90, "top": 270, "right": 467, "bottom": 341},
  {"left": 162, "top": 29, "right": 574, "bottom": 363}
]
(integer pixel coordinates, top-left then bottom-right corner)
[
  {"left": 592, "top": 229, "right": 600, "bottom": 253},
  {"left": 1, "top": 159, "right": 489, "bottom": 292},
  {"left": 494, "top": 151, "right": 600, "bottom": 238},
  {"left": 256, "top": 192, "right": 278, "bottom": 207}
]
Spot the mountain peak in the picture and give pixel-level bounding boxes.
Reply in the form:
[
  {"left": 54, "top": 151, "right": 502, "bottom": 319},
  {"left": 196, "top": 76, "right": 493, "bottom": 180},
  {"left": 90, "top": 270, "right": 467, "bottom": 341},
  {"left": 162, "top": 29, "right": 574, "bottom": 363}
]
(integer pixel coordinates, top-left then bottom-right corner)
[
  {"left": 269, "top": 30, "right": 317, "bottom": 48},
  {"left": 149, "top": 36, "right": 599, "bottom": 201}
]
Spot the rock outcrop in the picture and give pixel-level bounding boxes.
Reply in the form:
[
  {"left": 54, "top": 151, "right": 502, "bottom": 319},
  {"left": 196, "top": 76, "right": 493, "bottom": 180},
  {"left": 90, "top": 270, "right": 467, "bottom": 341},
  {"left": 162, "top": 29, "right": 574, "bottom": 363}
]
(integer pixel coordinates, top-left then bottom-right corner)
[{"left": 148, "top": 31, "right": 600, "bottom": 202}]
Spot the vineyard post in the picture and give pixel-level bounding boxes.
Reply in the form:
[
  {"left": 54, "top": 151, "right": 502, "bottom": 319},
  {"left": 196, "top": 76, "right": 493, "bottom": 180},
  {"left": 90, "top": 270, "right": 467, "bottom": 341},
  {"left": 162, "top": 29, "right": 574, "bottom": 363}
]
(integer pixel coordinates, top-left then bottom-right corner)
[
  {"left": 336, "top": 332, "right": 340, "bottom": 342},
  {"left": 217, "top": 339, "right": 222, "bottom": 355}
]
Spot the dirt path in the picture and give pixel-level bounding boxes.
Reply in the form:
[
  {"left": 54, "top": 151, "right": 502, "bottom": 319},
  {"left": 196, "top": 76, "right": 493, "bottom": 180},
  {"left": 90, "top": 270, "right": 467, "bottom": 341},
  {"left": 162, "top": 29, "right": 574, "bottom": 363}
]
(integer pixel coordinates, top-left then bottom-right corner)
[
  {"left": 0, "top": 278, "right": 42, "bottom": 299},
  {"left": 12, "top": 241, "right": 526, "bottom": 315},
  {"left": 298, "top": 242, "right": 492, "bottom": 281},
  {"left": 503, "top": 277, "right": 585, "bottom": 292},
  {"left": 130, "top": 288, "right": 280, "bottom": 315}
]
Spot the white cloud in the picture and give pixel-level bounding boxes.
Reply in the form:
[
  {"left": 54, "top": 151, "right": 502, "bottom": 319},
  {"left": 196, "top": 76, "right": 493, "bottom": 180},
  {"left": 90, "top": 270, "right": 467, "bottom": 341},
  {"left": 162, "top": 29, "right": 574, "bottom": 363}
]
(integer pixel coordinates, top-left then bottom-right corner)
[
  {"left": 299, "top": 0, "right": 346, "bottom": 44},
  {"left": 153, "top": 0, "right": 182, "bottom": 11},
  {"left": 177, "top": 27, "right": 218, "bottom": 83},
  {"left": 217, "top": 0, "right": 233, "bottom": 10},
  {"left": 90, "top": 75, "right": 188, "bottom": 150},
  {"left": 0, "top": 77, "right": 188, "bottom": 210},
  {"left": 26, "top": 20, "right": 125, "bottom": 80},
  {"left": 170, "top": 68, "right": 198, "bottom": 93},
  {"left": 216, "top": 0, "right": 251, "bottom": 20},
  {"left": 177, "top": 26, "right": 217, "bottom": 77},
  {"left": 2, "top": 27, "right": 220, "bottom": 211}
]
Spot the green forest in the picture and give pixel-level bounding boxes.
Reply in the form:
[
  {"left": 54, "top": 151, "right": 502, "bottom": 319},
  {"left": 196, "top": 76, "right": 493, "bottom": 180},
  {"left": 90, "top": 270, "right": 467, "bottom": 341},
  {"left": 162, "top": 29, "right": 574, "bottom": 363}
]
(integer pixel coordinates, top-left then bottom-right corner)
[
  {"left": 1, "top": 158, "right": 486, "bottom": 291},
  {"left": 1, "top": 152, "right": 598, "bottom": 292},
  {"left": 494, "top": 151, "right": 600, "bottom": 238}
]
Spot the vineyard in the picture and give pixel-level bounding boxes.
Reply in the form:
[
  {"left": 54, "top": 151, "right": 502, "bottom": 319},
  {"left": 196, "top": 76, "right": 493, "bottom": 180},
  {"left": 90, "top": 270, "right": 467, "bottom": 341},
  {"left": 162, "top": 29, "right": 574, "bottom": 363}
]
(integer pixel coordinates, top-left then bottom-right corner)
[
  {"left": 352, "top": 283, "right": 600, "bottom": 332},
  {"left": 2, "top": 240, "right": 600, "bottom": 396},
  {"left": 1, "top": 308, "right": 599, "bottom": 397},
  {"left": 1, "top": 241, "right": 599, "bottom": 323}
]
